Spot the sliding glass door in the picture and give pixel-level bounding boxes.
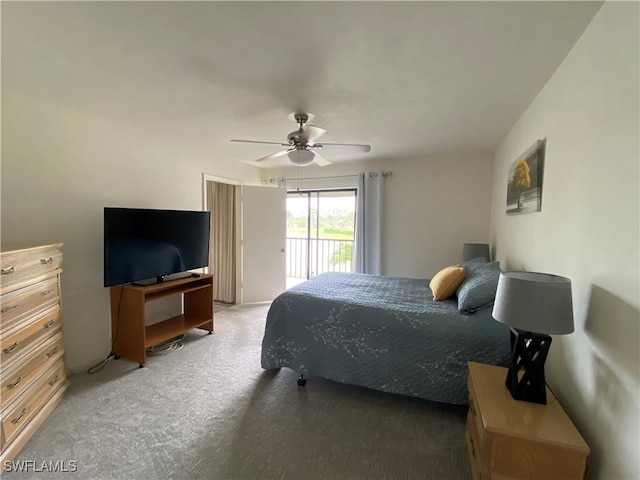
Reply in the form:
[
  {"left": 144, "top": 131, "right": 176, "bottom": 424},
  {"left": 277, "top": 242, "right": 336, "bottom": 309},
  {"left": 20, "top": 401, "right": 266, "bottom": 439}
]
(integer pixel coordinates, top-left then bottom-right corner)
[{"left": 286, "top": 189, "right": 356, "bottom": 287}]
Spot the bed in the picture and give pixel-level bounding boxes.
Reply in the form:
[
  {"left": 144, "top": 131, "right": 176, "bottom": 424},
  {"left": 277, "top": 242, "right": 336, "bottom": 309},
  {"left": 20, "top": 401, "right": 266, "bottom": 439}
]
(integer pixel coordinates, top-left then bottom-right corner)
[{"left": 261, "top": 269, "right": 511, "bottom": 405}]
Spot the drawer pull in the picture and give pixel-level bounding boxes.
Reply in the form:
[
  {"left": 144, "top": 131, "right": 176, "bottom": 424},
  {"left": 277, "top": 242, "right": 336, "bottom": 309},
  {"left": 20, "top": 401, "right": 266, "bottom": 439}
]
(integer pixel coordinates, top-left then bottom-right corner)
[
  {"left": 1, "top": 265, "right": 15, "bottom": 275},
  {"left": 43, "top": 319, "right": 57, "bottom": 329},
  {"left": 46, "top": 346, "right": 59, "bottom": 357},
  {"left": 7, "top": 376, "right": 22, "bottom": 389},
  {"left": 469, "top": 435, "right": 476, "bottom": 458},
  {"left": 48, "top": 375, "right": 60, "bottom": 387},
  {"left": 469, "top": 398, "right": 476, "bottom": 416},
  {"left": 3, "top": 342, "right": 19, "bottom": 354},
  {"left": 11, "top": 408, "right": 26, "bottom": 424},
  {"left": 41, "top": 289, "right": 54, "bottom": 296},
  {"left": 40, "top": 257, "right": 53, "bottom": 265},
  {"left": 1, "top": 304, "right": 18, "bottom": 314}
]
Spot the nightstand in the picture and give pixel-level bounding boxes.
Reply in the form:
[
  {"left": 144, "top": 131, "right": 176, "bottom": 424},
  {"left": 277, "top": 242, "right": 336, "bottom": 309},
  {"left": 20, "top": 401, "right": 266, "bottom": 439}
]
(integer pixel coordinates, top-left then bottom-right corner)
[{"left": 466, "top": 361, "right": 590, "bottom": 480}]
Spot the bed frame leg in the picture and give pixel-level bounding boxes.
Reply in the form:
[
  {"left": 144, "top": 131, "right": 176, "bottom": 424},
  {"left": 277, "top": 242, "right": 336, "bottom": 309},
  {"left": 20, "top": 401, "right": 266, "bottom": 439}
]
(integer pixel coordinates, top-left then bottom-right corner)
[{"left": 297, "top": 374, "right": 307, "bottom": 386}]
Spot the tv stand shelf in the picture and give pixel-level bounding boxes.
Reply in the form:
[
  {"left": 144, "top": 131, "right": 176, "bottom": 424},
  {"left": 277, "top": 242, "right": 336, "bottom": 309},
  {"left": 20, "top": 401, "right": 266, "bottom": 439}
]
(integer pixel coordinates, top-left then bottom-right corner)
[{"left": 110, "top": 274, "right": 214, "bottom": 366}]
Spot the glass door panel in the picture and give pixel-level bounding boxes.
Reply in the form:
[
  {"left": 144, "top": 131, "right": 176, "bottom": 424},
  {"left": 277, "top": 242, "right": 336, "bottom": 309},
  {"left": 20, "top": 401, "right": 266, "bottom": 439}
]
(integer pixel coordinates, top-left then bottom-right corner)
[{"left": 286, "top": 189, "right": 356, "bottom": 287}]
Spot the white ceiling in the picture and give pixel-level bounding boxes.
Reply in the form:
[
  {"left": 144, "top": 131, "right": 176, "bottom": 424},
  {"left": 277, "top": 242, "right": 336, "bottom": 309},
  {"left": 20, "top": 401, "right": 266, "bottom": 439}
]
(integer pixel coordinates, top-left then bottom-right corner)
[{"left": 2, "top": 1, "right": 603, "bottom": 168}]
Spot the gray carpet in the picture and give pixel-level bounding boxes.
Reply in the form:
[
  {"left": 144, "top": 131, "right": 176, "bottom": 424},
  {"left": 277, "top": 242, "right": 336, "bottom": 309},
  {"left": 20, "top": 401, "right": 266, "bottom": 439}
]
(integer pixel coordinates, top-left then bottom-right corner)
[{"left": 5, "top": 303, "right": 471, "bottom": 480}]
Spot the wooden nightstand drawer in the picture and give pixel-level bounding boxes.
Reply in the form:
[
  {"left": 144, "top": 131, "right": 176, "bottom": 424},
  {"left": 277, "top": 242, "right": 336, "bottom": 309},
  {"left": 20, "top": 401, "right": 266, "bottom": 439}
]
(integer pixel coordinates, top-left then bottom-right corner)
[
  {"left": 0, "top": 306, "right": 61, "bottom": 369},
  {"left": 466, "top": 412, "right": 485, "bottom": 480},
  {"left": 467, "top": 377, "right": 485, "bottom": 439},
  {"left": 1, "top": 359, "right": 66, "bottom": 450},
  {"left": 1, "top": 275, "right": 60, "bottom": 331},
  {"left": 491, "top": 431, "right": 589, "bottom": 479},
  {"left": 466, "top": 362, "right": 589, "bottom": 480},
  {"left": 1, "top": 333, "right": 65, "bottom": 410}
]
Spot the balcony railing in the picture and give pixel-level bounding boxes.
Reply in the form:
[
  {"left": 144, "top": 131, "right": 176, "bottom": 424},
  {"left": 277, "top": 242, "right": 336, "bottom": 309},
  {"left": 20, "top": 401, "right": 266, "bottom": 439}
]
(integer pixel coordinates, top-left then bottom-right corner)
[{"left": 286, "top": 236, "right": 354, "bottom": 279}]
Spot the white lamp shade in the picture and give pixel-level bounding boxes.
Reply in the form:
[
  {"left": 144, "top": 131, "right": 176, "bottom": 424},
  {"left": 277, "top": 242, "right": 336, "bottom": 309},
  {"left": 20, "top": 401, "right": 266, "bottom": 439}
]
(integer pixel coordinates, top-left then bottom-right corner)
[
  {"left": 492, "top": 271, "right": 574, "bottom": 335},
  {"left": 288, "top": 149, "right": 315, "bottom": 166},
  {"left": 462, "top": 243, "right": 490, "bottom": 262}
]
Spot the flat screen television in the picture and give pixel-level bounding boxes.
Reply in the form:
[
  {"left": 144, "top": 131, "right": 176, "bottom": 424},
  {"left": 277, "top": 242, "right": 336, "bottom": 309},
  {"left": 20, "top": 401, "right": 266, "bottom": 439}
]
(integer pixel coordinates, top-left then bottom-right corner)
[{"left": 104, "top": 207, "right": 211, "bottom": 287}]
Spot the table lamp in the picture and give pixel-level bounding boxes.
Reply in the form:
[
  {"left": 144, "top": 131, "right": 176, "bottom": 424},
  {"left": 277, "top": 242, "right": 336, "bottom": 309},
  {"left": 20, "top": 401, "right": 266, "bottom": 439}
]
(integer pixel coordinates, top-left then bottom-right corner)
[
  {"left": 462, "top": 243, "right": 491, "bottom": 262},
  {"left": 492, "top": 271, "right": 574, "bottom": 404}
]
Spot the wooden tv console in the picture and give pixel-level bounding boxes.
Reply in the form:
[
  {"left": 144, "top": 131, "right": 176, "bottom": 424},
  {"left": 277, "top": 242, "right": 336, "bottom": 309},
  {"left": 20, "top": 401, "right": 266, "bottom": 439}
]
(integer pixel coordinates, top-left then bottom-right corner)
[{"left": 110, "top": 273, "right": 214, "bottom": 367}]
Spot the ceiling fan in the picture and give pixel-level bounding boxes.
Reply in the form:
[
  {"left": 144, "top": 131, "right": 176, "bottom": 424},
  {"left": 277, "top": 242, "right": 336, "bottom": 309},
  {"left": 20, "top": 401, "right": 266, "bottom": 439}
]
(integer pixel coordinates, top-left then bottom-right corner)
[{"left": 231, "top": 113, "right": 371, "bottom": 166}]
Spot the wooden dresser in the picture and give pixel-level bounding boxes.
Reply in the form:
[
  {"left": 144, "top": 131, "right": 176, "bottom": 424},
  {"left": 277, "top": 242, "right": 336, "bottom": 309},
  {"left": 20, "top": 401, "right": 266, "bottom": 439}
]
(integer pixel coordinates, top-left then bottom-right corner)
[
  {"left": 0, "top": 243, "right": 68, "bottom": 465},
  {"left": 466, "top": 361, "right": 590, "bottom": 480}
]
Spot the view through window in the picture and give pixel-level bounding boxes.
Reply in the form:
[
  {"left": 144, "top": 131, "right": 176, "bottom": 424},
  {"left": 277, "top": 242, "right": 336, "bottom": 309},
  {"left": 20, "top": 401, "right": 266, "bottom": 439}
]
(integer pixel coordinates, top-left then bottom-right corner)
[{"left": 286, "top": 189, "right": 356, "bottom": 287}]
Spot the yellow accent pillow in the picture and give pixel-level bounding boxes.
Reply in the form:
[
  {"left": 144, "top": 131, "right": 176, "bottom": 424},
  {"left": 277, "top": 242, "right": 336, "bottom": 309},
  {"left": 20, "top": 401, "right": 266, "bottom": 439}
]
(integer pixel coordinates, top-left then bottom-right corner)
[{"left": 429, "top": 265, "right": 466, "bottom": 301}]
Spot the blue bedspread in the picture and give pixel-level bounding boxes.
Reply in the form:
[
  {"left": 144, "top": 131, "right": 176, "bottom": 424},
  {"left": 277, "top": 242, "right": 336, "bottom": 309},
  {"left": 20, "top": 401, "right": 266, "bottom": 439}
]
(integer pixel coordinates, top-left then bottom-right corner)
[{"left": 261, "top": 272, "right": 511, "bottom": 405}]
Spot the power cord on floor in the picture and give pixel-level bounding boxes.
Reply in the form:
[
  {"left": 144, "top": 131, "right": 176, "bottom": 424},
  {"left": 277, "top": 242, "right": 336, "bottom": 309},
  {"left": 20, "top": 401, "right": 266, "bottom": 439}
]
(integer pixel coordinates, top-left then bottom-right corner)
[
  {"left": 146, "top": 335, "right": 185, "bottom": 355},
  {"left": 88, "top": 285, "right": 124, "bottom": 374},
  {"left": 87, "top": 353, "right": 116, "bottom": 374}
]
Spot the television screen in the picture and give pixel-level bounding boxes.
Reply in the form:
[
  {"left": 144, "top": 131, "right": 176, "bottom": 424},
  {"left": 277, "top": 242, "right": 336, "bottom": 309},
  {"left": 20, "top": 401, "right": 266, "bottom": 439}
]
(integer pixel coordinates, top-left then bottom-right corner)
[{"left": 104, "top": 207, "right": 211, "bottom": 287}]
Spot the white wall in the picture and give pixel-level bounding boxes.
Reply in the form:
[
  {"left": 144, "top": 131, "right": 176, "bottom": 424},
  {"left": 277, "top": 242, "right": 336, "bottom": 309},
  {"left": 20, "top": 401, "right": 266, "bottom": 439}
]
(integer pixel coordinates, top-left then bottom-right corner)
[
  {"left": 1, "top": 90, "right": 263, "bottom": 372},
  {"left": 266, "top": 151, "right": 494, "bottom": 279},
  {"left": 490, "top": 3, "right": 639, "bottom": 479}
]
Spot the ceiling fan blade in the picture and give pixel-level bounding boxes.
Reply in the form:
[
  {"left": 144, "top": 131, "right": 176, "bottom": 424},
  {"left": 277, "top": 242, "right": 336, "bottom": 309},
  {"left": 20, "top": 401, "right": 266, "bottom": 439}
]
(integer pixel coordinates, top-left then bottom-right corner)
[
  {"left": 231, "top": 139, "right": 289, "bottom": 146},
  {"left": 314, "top": 143, "right": 371, "bottom": 153},
  {"left": 313, "top": 152, "right": 331, "bottom": 167},
  {"left": 255, "top": 149, "right": 293, "bottom": 162},
  {"left": 303, "top": 124, "right": 327, "bottom": 143}
]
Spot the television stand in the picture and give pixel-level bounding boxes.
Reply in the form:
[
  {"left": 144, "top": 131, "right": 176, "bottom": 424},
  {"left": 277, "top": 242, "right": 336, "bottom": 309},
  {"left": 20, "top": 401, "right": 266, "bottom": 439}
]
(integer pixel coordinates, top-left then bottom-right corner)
[{"left": 110, "top": 274, "right": 214, "bottom": 366}]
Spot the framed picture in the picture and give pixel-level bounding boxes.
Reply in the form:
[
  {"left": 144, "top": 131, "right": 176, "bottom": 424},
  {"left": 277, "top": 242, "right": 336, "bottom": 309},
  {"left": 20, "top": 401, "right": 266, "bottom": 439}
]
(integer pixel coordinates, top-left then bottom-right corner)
[{"left": 506, "top": 139, "right": 545, "bottom": 215}]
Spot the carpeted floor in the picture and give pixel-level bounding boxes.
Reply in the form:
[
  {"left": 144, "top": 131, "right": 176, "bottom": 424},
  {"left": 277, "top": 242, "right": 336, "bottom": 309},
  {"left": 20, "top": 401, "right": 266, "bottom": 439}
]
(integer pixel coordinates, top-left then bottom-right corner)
[{"left": 4, "top": 303, "right": 471, "bottom": 480}]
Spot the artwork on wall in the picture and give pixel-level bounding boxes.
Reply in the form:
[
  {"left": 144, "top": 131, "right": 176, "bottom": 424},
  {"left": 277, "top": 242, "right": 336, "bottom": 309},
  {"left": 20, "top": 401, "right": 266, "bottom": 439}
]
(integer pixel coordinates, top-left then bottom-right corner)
[{"left": 506, "top": 139, "right": 545, "bottom": 215}]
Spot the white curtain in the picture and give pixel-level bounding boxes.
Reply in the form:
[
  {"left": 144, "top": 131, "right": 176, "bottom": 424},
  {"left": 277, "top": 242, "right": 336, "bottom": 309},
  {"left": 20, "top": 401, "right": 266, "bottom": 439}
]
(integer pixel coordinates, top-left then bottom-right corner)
[{"left": 354, "top": 172, "right": 384, "bottom": 274}]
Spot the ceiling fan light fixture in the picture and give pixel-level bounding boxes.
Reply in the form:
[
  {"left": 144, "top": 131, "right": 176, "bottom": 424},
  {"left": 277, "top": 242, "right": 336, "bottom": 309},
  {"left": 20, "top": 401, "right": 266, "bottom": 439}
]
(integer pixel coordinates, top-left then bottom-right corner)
[{"left": 287, "top": 149, "right": 315, "bottom": 166}]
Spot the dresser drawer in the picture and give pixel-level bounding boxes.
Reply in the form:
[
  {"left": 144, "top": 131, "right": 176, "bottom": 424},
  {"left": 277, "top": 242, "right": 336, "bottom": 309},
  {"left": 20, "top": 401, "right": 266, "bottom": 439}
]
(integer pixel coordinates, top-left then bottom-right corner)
[
  {"left": 1, "top": 359, "right": 66, "bottom": 450},
  {"left": 467, "top": 375, "right": 489, "bottom": 448},
  {"left": 466, "top": 413, "right": 483, "bottom": 480},
  {"left": 491, "top": 432, "right": 588, "bottom": 479},
  {"left": 0, "top": 246, "right": 62, "bottom": 291},
  {"left": 1, "top": 275, "right": 60, "bottom": 331},
  {"left": 1, "top": 307, "right": 61, "bottom": 369},
  {"left": 1, "top": 333, "right": 65, "bottom": 410}
]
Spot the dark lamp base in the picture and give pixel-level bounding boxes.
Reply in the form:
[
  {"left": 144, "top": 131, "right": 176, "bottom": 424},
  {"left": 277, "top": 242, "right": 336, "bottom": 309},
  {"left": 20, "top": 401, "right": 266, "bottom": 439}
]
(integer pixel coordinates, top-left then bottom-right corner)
[{"left": 506, "top": 328, "right": 552, "bottom": 405}]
